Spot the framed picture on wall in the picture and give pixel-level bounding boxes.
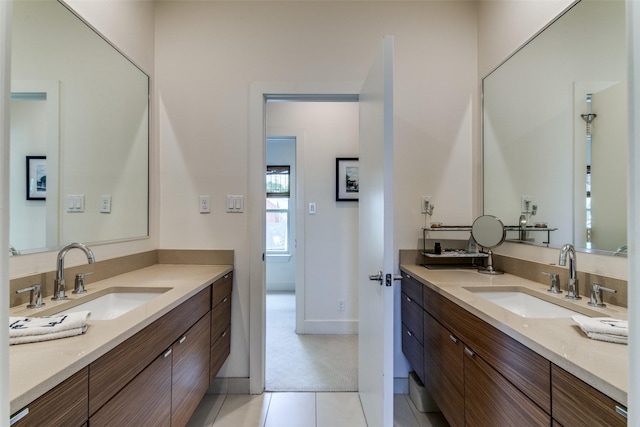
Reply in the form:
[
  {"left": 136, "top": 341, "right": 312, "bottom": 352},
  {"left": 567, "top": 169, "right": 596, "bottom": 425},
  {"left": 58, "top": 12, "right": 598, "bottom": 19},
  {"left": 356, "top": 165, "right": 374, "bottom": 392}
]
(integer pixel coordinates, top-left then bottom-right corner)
[
  {"left": 26, "top": 156, "right": 46, "bottom": 200},
  {"left": 336, "top": 157, "right": 359, "bottom": 201}
]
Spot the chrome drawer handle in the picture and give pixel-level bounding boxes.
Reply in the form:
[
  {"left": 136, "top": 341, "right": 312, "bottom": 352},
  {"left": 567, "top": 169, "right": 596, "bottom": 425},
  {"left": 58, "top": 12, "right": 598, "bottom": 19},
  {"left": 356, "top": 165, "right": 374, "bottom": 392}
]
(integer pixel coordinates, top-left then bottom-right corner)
[
  {"left": 10, "top": 408, "right": 29, "bottom": 425},
  {"left": 222, "top": 297, "right": 229, "bottom": 303},
  {"left": 449, "top": 334, "right": 458, "bottom": 344},
  {"left": 464, "top": 347, "right": 475, "bottom": 357},
  {"left": 406, "top": 297, "right": 412, "bottom": 302},
  {"left": 164, "top": 348, "right": 172, "bottom": 358},
  {"left": 224, "top": 274, "right": 229, "bottom": 279},
  {"left": 407, "top": 330, "right": 413, "bottom": 337},
  {"left": 179, "top": 335, "right": 187, "bottom": 344},
  {"left": 615, "top": 405, "right": 627, "bottom": 418},
  {"left": 405, "top": 274, "right": 411, "bottom": 279}
]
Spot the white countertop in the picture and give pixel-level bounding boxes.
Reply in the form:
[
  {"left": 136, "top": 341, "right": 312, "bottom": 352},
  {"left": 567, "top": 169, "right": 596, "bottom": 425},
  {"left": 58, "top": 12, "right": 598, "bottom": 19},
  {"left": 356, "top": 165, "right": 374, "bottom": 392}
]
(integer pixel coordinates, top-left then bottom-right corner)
[
  {"left": 9, "top": 263, "right": 233, "bottom": 414},
  {"left": 400, "top": 264, "right": 628, "bottom": 406}
]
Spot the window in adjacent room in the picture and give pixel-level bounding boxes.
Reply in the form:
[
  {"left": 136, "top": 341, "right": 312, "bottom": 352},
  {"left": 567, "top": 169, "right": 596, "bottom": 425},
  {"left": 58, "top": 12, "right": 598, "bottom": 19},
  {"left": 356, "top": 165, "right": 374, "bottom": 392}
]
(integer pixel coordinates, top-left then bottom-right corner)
[{"left": 266, "top": 165, "right": 290, "bottom": 254}]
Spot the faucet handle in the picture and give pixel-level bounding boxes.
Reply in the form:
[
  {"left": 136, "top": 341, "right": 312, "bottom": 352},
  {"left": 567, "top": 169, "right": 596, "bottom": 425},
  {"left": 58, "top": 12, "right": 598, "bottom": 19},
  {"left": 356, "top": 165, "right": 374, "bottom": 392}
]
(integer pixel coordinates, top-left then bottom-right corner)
[
  {"left": 73, "top": 272, "right": 93, "bottom": 294},
  {"left": 588, "top": 283, "right": 616, "bottom": 307},
  {"left": 16, "top": 284, "right": 45, "bottom": 308},
  {"left": 541, "top": 272, "right": 561, "bottom": 294}
]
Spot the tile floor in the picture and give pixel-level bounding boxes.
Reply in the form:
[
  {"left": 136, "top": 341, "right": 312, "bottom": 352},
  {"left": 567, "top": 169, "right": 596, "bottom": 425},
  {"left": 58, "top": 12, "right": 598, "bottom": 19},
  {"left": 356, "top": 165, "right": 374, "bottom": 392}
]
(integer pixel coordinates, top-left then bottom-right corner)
[{"left": 187, "top": 392, "right": 449, "bottom": 427}]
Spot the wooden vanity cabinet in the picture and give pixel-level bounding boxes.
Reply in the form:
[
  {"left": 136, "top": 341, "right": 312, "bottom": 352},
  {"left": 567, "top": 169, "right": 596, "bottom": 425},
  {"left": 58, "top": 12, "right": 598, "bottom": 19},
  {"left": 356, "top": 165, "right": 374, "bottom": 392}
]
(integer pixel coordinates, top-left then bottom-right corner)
[
  {"left": 89, "top": 350, "right": 172, "bottom": 427},
  {"left": 11, "top": 367, "right": 88, "bottom": 427},
  {"left": 210, "top": 272, "right": 233, "bottom": 383},
  {"left": 551, "top": 364, "right": 627, "bottom": 427},
  {"left": 423, "top": 312, "right": 464, "bottom": 427},
  {"left": 89, "top": 286, "right": 211, "bottom": 415},
  {"left": 400, "top": 273, "right": 425, "bottom": 383},
  {"left": 172, "top": 311, "right": 212, "bottom": 427}
]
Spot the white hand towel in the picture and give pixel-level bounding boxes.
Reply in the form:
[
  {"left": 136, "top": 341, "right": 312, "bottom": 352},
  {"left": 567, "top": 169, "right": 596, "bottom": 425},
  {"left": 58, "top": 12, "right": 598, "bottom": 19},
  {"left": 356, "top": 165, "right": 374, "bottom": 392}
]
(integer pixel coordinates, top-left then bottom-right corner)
[
  {"left": 572, "top": 315, "right": 628, "bottom": 345},
  {"left": 9, "top": 311, "right": 90, "bottom": 345},
  {"left": 9, "top": 326, "right": 88, "bottom": 345}
]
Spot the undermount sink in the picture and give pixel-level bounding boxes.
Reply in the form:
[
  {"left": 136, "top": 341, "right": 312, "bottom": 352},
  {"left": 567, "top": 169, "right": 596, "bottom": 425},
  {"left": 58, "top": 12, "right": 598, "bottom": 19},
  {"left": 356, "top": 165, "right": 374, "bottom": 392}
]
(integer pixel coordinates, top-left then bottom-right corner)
[
  {"left": 466, "top": 287, "right": 598, "bottom": 319},
  {"left": 51, "top": 287, "right": 171, "bottom": 320}
]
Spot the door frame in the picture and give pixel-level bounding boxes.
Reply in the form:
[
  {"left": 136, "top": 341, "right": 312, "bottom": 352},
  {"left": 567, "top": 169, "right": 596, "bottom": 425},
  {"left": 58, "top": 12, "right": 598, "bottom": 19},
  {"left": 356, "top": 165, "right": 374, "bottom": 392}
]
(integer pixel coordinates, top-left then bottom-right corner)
[{"left": 248, "top": 82, "right": 361, "bottom": 394}]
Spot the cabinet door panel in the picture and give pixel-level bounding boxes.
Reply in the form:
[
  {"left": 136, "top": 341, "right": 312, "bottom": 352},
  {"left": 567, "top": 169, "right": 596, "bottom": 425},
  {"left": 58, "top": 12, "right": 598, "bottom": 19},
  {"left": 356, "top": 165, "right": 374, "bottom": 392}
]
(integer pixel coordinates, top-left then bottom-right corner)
[
  {"left": 401, "top": 292, "right": 423, "bottom": 344},
  {"left": 212, "top": 273, "right": 233, "bottom": 307},
  {"left": 211, "top": 291, "right": 232, "bottom": 342},
  {"left": 210, "top": 324, "right": 231, "bottom": 382},
  {"left": 172, "top": 312, "right": 212, "bottom": 427},
  {"left": 465, "top": 349, "right": 550, "bottom": 426},
  {"left": 12, "top": 367, "right": 88, "bottom": 427},
  {"left": 424, "top": 313, "right": 464, "bottom": 427},
  {"left": 401, "top": 323, "right": 424, "bottom": 383},
  {"left": 424, "top": 284, "right": 551, "bottom": 413},
  {"left": 552, "top": 364, "right": 626, "bottom": 427},
  {"left": 401, "top": 274, "right": 423, "bottom": 308},
  {"left": 90, "top": 351, "right": 172, "bottom": 427},
  {"left": 89, "top": 286, "right": 211, "bottom": 415}
]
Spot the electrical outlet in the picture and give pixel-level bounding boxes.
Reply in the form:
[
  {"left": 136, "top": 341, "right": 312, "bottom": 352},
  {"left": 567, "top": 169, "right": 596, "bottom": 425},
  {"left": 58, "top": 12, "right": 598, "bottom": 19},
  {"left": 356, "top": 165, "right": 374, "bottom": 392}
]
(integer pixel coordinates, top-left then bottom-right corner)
[
  {"left": 337, "top": 299, "right": 345, "bottom": 311},
  {"left": 99, "top": 195, "right": 111, "bottom": 213},
  {"left": 421, "top": 196, "right": 431, "bottom": 214},
  {"left": 521, "top": 196, "right": 533, "bottom": 213},
  {"left": 200, "top": 195, "right": 211, "bottom": 213}
]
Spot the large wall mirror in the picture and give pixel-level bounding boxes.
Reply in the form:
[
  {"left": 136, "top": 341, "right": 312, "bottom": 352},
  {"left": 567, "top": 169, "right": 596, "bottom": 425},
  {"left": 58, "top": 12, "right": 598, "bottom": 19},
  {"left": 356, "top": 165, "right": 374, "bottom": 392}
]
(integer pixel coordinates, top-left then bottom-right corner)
[
  {"left": 10, "top": 0, "right": 149, "bottom": 255},
  {"left": 483, "top": 0, "right": 627, "bottom": 255}
]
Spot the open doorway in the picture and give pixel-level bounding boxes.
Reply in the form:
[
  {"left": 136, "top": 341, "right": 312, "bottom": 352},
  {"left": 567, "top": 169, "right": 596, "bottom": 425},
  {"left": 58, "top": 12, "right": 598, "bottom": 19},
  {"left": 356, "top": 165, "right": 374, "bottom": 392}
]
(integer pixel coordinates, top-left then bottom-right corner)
[{"left": 264, "top": 99, "right": 359, "bottom": 392}]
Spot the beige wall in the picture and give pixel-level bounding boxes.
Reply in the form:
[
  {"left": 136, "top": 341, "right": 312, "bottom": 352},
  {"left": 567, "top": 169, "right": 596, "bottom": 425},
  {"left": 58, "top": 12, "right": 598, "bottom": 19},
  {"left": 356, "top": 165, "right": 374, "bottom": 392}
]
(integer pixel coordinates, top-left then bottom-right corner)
[{"left": 156, "top": 1, "right": 478, "bottom": 378}]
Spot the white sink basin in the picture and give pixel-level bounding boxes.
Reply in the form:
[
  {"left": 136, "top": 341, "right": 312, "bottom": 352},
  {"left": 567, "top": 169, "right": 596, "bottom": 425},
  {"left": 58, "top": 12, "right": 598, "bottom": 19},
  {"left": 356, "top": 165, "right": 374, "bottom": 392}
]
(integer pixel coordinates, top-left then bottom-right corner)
[
  {"left": 466, "top": 287, "right": 599, "bottom": 319},
  {"left": 54, "top": 288, "right": 170, "bottom": 320}
]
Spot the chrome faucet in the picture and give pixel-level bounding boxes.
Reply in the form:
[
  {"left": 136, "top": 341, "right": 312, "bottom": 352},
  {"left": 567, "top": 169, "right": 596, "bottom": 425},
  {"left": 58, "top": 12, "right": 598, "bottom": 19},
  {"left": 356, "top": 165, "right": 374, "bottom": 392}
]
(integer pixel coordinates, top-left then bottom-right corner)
[
  {"left": 53, "top": 243, "right": 95, "bottom": 301},
  {"left": 559, "top": 243, "right": 580, "bottom": 300}
]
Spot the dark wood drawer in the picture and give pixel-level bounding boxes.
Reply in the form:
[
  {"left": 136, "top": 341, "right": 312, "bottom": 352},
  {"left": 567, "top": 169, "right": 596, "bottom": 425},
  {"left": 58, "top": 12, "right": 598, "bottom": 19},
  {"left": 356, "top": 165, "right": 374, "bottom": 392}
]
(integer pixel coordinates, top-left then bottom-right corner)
[
  {"left": 211, "top": 292, "right": 232, "bottom": 342},
  {"left": 465, "top": 347, "right": 550, "bottom": 426},
  {"left": 401, "top": 292, "right": 423, "bottom": 344},
  {"left": 172, "top": 312, "right": 211, "bottom": 427},
  {"left": 401, "top": 273, "right": 423, "bottom": 308},
  {"left": 552, "top": 364, "right": 626, "bottom": 427},
  {"left": 210, "top": 324, "right": 231, "bottom": 382},
  {"left": 424, "top": 284, "right": 551, "bottom": 414},
  {"left": 89, "top": 286, "right": 211, "bottom": 415},
  {"left": 401, "top": 323, "right": 424, "bottom": 383},
  {"left": 89, "top": 350, "right": 172, "bottom": 427},
  {"left": 212, "top": 272, "right": 233, "bottom": 308},
  {"left": 12, "top": 367, "right": 88, "bottom": 427}
]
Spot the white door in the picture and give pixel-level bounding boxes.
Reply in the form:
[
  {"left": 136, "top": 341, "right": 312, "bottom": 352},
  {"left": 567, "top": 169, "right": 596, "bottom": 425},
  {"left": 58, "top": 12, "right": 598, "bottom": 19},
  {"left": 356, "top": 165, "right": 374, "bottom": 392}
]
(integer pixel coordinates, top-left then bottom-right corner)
[{"left": 358, "top": 35, "right": 395, "bottom": 427}]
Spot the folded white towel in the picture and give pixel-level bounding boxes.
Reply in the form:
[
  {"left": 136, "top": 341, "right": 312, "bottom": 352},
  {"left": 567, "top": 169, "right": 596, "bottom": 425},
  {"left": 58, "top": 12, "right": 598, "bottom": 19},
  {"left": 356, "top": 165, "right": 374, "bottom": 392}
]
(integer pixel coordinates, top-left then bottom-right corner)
[
  {"left": 10, "top": 326, "right": 88, "bottom": 345},
  {"left": 9, "top": 311, "right": 90, "bottom": 345},
  {"left": 572, "top": 315, "right": 628, "bottom": 345}
]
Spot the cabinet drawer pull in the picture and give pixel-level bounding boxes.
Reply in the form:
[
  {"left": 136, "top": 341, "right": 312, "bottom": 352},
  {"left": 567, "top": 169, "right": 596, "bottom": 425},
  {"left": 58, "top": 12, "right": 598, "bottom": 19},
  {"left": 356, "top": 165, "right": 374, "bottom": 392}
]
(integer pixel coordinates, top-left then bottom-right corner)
[
  {"left": 179, "top": 335, "right": 187, "bottom": 344},
  {"left": 449, "top": 334, "right": 458, "bottom": 344},
  {"left": 615, "top": 405, "right": 628, "bottom": 419},
  {"left": 222, "top": 330, "right": 227, "bottom": 338},
  {"left": 10, "top": 408, "right": 29, "bottom": 426},
  {"left": 464, "top": 347, "right": 475, "bottom": 357},
  {"left": 224, "top": 274, "right": 229, "bottom": 279},
  {"left": 405, "top": 274, "right": 411, "bottom": 279},
  {"left": 405, "top": 296, "right": 412, "bottom": 303},
  {"left": 164, "top": 348, "right": 172, "bottom": 358},
  {"left": 222, "top": 297, "right": 229, "bottom": 303},
  {"left": 406, "top": 330, "right": 413, "bottom": 337}
]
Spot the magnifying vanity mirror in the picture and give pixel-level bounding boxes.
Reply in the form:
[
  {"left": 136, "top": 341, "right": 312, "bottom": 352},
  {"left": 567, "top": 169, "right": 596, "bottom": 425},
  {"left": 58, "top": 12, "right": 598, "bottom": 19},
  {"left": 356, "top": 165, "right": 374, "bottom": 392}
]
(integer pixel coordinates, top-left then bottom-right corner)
[
  {"left": 471, "top": 215, "right": 506, "bottom": 275},
  {"left": 9, "top": 0, "right": 150, "bottom": 255},
  {"left": 482, "top": 0, "right": 627, "bottom": 255}
]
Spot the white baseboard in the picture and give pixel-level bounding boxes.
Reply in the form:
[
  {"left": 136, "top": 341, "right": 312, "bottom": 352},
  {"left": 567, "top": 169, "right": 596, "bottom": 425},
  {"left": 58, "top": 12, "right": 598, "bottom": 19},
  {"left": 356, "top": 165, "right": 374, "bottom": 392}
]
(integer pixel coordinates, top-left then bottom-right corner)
[{"left": 300, "top": 319, "right": 358, "bottom": 334}]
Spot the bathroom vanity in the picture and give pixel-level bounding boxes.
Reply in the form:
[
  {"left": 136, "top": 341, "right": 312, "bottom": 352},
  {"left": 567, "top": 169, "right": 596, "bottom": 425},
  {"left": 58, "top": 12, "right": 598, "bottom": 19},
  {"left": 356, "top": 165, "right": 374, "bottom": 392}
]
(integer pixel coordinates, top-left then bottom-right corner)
[
  {"left": 9, "top": 264, "right": 233, "bottom": 427},
  {"left": 400, "top": 265, "right": 627, "bottom": 426}
]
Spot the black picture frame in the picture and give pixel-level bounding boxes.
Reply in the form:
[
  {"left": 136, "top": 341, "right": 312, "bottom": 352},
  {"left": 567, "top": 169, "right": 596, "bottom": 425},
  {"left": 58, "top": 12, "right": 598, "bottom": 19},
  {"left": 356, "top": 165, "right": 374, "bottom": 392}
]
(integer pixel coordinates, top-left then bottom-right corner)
[
  {"left": 26, "top": 156, "right": 47, "bottom": 200},
  {"left": 336, "top": 157, "right": 359, "bottom": 201}
]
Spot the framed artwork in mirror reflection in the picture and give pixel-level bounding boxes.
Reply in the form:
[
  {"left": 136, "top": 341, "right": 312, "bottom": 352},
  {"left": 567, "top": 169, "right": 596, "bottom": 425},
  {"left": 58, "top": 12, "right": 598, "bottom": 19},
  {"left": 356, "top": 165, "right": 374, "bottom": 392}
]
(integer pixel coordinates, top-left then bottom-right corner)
[
  {"left": 336, "top": 157, "right": 359, "bottom": 201},
  {"left": 26, "top": 156, "right": 46, "bottom": 200}
]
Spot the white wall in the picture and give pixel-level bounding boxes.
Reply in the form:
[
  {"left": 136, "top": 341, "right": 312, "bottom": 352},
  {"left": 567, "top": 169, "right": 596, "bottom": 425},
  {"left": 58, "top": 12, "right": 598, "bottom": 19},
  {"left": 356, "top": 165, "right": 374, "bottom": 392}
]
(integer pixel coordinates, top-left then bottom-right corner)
[
  {"left": 156, "top": 1, "right": 478, "bottom": 380},
  {"left": 267, "top": 102, "right": 360, "bottom": 330}
]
